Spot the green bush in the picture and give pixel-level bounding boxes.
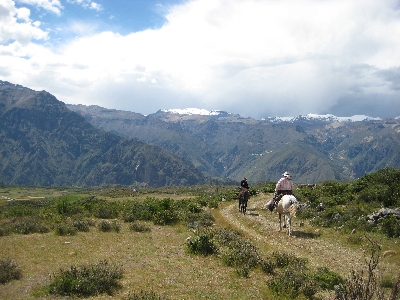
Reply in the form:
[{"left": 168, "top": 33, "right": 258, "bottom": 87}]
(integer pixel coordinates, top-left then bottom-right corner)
[
  {"left": 49, "top": 260, "right": 123, "bottom": 297},
  {"left": 313, "top": 267, "right": 343, "bottom": 290},
  {"left": 186, "top": 232, "right": 217, "bottom": 256},
  {"left": 93, "top": 202, "right": 120, "bottom": 219},
  {"left": 268, "top": 266, "right": 314, "bottom": 299},
  {"left": 73, "top": 218, "right": 90, "bottom": 232},
  {"left": 213, "top": 229, "right": 261, "bottom": 277},
  {"left": 98, "top": 220, "right": 121, "bottom": 232},
  {"left": 12, "top": 217, "right": 49, "bottom": 234},
  {"left": 271, "top": 251, "right": 308, "bottom": 269},
  {"left": 0, "top": 258, "right": 22, "bottom": 284},
  {"left": 260, "top": 258, "right": 275, "bottom": 275},
  {"left": 153, "top": 210, "right": 179, "bottom": 226},
  {"left": 55, "top": 222, "right": 77, "bottom": 236},
  {"left": 380, "top": 216, "right": 400, "bottom": 238}
]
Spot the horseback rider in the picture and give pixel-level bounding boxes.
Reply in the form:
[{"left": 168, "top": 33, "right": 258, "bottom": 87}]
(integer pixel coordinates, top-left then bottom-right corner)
[
  {"left": 275, "top": 172, "right": 293, "bottom": 197},
  {"left": 238, "top": 177, "right": 250, "bottom": 211},
  {"left": 265, "top": 172, "right": 293, "bottom": 211},
  {"left": 240, "top": 177, "right": 249, "bottom": 189}
]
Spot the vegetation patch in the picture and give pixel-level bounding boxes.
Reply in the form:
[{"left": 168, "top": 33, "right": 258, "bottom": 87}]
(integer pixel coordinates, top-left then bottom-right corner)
[
  {"left": 0, "top": 258, "right": 22, "bottom": 284},
  {"left": 48, "top": 259, "right": 123, "bottom": 297}
]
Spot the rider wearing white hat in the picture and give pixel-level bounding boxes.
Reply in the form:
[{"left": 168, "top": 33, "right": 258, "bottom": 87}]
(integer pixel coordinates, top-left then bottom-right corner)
[
  {"left": 276, "top": 172, "right": 292, "bottom": 193},
  {"left": 266, "top": 171, "right": 293, "bottom": 211}
]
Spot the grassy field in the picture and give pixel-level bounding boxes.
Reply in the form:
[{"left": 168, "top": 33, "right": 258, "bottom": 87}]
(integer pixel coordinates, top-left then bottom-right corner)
[{"left": 1, "top": 185, "right": 399, "bottom": 299}]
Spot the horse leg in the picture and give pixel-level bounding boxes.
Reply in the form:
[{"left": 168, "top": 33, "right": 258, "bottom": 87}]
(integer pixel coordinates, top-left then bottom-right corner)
[
  {"left": 287, "top": 214, "right": 292, "bottom": 236},
  {"left": 279, "top": 213, "right": 282, "bottom": 231},
  {"left": 282, "top": 214, "right": 287, "bottom": 228}
]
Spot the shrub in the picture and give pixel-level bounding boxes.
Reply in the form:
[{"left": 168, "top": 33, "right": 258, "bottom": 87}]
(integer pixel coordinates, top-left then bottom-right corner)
[
  {"left": 49, "top": 260, "right": 123, "bottom": 297},
  {"left": 94, "top": 202, "right": 120, "bottom": 219},
  {"left": 98, "top": 220, "right": 121, "bottom": 232},
  {"left": 271, "top": 251, "right": 308, "bottom": 269},
  {"left": 12, "top": 217, "right": 49, "bottom": 234},
  {"left": 73, "top": 219, "right": 90, "bottom": 232},
  {"left": 260, "top": 258, "right": 275, "bottom": 275},
  {"left": 0, "top": 258, "right": 22, "bottom": 284},
  {"left": 129, "top": 221, "right": 151, "bottom": 232},
  {"left": 55, "top": 222, "right": 77, "bottom": 236},
  {"left": 186, "top": 232, "right": 217, "bottom": 256},
  {"left": 153, "top": 210, "right": 179, "bottom": 226},
  {"left": 268, "top": 266, "right": 314, "bottom": 299},
  {"left": 213, "top": 229, "right": 261, "bottom": 277},
  {"left": 313, "top": 267, "right": 343, "bottom": 290},
  {"left": 380, "top": 216, "right": 400, "bottom": 238}
]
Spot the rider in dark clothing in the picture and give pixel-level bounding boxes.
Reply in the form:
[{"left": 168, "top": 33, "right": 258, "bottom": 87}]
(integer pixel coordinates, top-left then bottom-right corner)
[
  {"left": 238, "top": 177, "right": 249, "bottom": 210},
  {"left": 240, "top": 177, "right": 249, "bottom": 189}
]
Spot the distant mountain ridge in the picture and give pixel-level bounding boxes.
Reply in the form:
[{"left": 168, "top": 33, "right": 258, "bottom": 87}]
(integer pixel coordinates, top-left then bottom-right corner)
[
  {"left": 67, "top": 104, "right": 400, "bottom": 184},
  {"left": 160, "top": 108, "right": 388, "bottom": 122},
  {"left": 0, "top": 81, "right": 206, "bottom": 187}
]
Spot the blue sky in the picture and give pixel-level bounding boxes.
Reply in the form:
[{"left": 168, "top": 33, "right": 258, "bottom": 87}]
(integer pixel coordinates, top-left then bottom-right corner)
[{"left": 1, "top": 0, "right": 400, "bottom": 119}]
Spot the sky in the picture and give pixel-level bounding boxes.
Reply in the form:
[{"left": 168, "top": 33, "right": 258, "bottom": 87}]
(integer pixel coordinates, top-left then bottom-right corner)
[{"left": 1, "top": 0, "right": 400, "bottom": 119}]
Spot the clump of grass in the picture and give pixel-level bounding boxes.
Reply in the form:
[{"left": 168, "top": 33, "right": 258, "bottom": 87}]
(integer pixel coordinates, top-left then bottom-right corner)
[
  {"left": 48, "top": 259, "right": 123, "bottom": 297},
  {"left": 98, "top": 220, "right": 121, "bottom": 232},
  {"left": 129, "top": 221, "right": 151, "bottom": 232},
  {"left": 0, "top": 258, "right": 22, "bottom": 284}
]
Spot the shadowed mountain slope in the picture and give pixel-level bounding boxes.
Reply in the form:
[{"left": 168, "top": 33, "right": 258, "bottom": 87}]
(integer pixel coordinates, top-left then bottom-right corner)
[{"left": 0, "top": 81, "right": 206, "bottom": 187}]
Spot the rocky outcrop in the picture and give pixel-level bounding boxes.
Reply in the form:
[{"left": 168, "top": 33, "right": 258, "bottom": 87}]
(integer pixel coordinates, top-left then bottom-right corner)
[{"left": 366, "top": 208, "right": 400, "bottom": 224}]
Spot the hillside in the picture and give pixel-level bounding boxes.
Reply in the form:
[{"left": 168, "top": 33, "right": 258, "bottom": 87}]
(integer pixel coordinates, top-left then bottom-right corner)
[
  {"left": 0, "top": 81, "right": 205, "bottom": 187},
  {"left": 67, "top": 104, "right": 400, "bottom": 183}
]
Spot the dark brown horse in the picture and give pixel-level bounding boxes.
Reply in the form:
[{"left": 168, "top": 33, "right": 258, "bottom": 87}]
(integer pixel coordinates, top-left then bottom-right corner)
[{"left": 238, "top": 187, "right": 250, "bottom": 214}]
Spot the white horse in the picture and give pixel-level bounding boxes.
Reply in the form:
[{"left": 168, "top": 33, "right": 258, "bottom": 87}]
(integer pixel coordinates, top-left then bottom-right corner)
[{"left": 276, "top": 195, "right": 299, "bottom": 236}]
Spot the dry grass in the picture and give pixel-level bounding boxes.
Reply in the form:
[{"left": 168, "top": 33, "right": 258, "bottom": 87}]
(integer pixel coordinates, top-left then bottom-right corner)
[
  {"left": 1, "top": 189, "right": 399, "bottom": 299},
  {"left": 0, "top": 221, "right": 275, "bottom": 299}
]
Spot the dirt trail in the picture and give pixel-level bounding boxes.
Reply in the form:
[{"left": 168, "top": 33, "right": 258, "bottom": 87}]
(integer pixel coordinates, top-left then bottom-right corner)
[{"left": 218, "top": 194, "right": 365, "bottom": 276}]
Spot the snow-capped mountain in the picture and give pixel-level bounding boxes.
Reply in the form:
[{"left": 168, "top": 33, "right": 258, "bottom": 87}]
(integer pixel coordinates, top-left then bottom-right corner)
[
  {"left": 161, "top": 108, "right": 227, "bottom": 116},
  {"left": 264, "top": 114, "right": 382, "bottom": 123},
  {"left": 161, "top": 108, "right": 386, "bottom": 123}
]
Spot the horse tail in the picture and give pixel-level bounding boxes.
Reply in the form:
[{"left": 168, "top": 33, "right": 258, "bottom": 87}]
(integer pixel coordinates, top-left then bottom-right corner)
[{"left": 289, "top": 199, "right": 299, "bottom": 217}]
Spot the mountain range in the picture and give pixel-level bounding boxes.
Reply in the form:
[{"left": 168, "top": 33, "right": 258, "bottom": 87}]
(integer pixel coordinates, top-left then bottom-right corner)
[
  {"left": 66, "top": 104, "right": 400, "bottom": 184},
  {"left": 0, "top": 81, "right": 206, "bottom": 187},
  {"left": 1, "top": 80, "right": 399, "bottom": 186}
]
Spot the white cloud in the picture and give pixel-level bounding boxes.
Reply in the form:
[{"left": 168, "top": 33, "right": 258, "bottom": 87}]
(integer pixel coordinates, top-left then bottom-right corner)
[
  {"left": 0, "top": 0, "right": 48, "bottom": 46},
  {"left": 67, "top": 0, "right": 103, "bottom": 11},
  {"left": 17, "top": 0, "right": 63, "bottom": 15},
  {"left": 1, "top": 0, "right": 400, "bottom": 118}
]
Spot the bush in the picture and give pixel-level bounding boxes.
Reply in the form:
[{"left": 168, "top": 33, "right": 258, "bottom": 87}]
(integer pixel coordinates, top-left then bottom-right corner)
[
  {"left": 268, "top": 266, "right": 315, "bottom": 299},
  {"left": 213, "top": 228, "right": 261, "bottom": 277},
  {"left": 73, "top": 218, "right": 90, "bottom": 232},
  {"left": 98, "top": 220, "right": 121, "bottom": 232},
  {"left": 0, "top": 258, "right": 22, "bottom": 284},
  {"left": 380, "top": 216, "right": 400, "bottom": 238},
  {"left": 55, "top": 222, "right": 77, "bottom": 236},
  {"left": 129, "top": 221, "right": 151, "bottom": 232},
  {"left": 313, "top": 267, "right": 343, "bottom": 290},
  {"left": 12, "top": 217, "right": 49, "bottom": 234},
  {"left": 186, "top": 231, "right": 217, "bottom": 256},
  {"left": 49, "top": 260, "right": 123, "bottom": 297},
  {"left": 260, "top": 258, "right": 275, "bottom": 275}
]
